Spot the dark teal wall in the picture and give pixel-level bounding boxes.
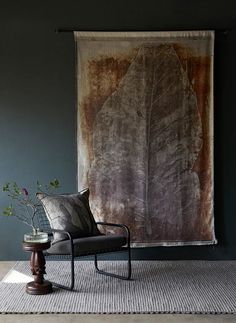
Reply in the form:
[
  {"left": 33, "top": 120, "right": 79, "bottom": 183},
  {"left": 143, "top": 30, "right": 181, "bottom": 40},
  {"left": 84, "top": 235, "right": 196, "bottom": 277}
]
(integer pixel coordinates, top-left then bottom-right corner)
[{"left": 0, "top": 0, "right": 235, "bottom": 260}]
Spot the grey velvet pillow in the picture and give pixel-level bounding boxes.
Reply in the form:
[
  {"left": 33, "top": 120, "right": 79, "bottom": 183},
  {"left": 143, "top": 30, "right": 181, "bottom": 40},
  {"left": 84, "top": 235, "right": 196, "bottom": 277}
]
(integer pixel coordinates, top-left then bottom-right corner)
[{"left": 36, "top": 189, "right": 100, "bottom": 244}]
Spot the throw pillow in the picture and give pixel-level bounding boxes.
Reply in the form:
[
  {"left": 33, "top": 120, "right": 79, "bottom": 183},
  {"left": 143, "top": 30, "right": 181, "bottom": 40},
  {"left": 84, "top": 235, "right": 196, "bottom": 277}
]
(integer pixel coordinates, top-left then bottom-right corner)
[{"left": 36, "top": 188, "right": 100, "bottom": 244}]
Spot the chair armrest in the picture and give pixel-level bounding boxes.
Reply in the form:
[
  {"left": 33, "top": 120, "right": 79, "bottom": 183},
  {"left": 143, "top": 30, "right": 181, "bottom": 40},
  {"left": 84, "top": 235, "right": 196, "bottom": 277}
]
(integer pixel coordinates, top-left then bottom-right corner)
[
  {"left": 96, "top": 222, "right": 130, "bottom": 245},
  {"left": 50, "top": 229, "right": 73, "bottom": 241}
]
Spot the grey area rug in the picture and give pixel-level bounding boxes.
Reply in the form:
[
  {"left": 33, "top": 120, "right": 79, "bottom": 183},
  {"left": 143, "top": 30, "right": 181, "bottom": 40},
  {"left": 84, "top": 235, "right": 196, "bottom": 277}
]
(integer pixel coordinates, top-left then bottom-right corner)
[{"left": 1, "top": 260, "right": 236, "bottom": 314}]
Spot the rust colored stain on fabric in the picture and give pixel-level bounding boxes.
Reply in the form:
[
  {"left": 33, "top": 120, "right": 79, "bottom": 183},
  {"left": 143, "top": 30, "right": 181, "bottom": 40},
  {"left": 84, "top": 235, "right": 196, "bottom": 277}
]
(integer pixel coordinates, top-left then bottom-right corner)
[
  {"left": 82, "top": 52, "right": 138, "bottom": 132},
  {"left": 80, "top": 51, "right": 138, "bottom": 161}
]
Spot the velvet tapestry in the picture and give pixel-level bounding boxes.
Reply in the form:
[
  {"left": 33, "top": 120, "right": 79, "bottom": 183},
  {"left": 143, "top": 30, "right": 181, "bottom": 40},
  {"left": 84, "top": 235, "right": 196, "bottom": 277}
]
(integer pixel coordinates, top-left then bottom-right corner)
[{"left": 74, "top": 31, "right": 216, "bottom": 246}]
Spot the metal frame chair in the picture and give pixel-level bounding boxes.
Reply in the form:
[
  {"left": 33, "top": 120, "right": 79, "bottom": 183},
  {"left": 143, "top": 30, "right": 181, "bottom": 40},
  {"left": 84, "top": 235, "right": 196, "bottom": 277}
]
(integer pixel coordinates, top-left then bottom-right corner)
[{"left": 43, "top": 222, "right": 131, "bottom": 291}]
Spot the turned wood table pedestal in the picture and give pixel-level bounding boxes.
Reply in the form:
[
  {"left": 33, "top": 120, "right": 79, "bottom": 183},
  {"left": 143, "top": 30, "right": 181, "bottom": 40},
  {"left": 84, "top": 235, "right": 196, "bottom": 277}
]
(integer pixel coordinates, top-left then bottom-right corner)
[{"left": 22, "top": 241, "right": 53, "bottom": 295}]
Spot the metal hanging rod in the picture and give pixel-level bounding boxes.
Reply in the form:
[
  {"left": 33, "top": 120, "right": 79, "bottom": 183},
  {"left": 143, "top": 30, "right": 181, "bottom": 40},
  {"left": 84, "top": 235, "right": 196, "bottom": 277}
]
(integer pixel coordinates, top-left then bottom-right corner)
[{"left": 55, "top": 28, "right": 231, "bottom": 34}]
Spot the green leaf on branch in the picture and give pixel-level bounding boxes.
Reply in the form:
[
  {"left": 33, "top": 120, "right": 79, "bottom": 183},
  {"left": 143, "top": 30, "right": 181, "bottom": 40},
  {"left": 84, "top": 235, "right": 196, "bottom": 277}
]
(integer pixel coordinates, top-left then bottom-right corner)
[
  {"left": 13, "top": 182, "right": 21, "bottom": 195},
  {"left": 2, "top": 183, "right": 10, "bottom": 192},
  {"left": 2, "top": 206, "right": 14, "bottom": 216},
  {"left": 49, "top": 179, "right": 60, "bottom": 189}
]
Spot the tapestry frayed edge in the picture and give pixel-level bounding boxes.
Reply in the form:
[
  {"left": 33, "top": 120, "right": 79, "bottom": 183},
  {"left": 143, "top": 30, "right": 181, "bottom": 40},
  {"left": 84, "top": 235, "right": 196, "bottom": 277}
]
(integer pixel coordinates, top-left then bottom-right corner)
[{"left": 131, "top": 239, "right": 218, "bottom": 247}]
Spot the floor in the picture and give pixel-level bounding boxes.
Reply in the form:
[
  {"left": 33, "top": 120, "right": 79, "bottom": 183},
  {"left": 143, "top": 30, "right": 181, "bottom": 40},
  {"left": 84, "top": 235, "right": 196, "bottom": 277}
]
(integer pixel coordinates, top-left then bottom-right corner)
[{"left": 0, "top": 262, "right": 236, "bottom": 323}]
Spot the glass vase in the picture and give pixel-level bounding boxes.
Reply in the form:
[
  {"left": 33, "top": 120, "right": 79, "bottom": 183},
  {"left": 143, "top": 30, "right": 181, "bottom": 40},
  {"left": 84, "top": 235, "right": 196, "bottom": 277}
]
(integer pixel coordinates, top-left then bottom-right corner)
[{"left": 24, "top": 228, "right": 48, "bottom": 243}]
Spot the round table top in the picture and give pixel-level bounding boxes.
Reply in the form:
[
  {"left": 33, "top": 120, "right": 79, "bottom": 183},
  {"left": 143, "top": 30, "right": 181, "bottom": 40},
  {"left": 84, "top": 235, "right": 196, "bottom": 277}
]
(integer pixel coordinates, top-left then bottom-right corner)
[{"left": 22, "top": 240, "right": 51, "bottom": 251}]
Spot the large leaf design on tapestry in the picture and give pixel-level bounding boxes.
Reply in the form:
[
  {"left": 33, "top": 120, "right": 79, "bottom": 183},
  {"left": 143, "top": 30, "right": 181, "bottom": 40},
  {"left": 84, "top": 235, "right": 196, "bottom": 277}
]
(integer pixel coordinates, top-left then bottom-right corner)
[{"left": 88, "top": 44, "right": 203, "bottom": 242}]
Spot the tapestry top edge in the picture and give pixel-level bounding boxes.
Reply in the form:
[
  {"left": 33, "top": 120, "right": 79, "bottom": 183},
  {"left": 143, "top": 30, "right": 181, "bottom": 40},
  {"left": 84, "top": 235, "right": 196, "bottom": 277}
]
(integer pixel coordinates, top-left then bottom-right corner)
[{"left": 74, "top": 30, "right": 214, "bottom": 41}]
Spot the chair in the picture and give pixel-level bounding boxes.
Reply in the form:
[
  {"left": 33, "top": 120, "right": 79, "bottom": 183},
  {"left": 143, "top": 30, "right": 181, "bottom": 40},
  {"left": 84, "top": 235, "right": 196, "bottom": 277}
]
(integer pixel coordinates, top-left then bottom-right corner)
[{"left": 38, "top": 206, "right": 131, "bottom": 291}]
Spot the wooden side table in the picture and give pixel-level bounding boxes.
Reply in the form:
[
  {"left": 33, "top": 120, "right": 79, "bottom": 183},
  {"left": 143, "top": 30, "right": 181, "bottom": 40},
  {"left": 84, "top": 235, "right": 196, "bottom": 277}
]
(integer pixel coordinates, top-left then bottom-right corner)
[{"left": 22, "top": 241, "right": 53, "bottom": 295}]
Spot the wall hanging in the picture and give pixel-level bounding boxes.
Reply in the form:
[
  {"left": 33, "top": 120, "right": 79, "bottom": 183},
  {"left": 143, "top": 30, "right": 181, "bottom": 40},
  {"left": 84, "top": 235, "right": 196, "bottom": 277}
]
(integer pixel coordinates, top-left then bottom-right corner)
[{"left": 74, "top": 30, "right": 216, "bottom": 246}]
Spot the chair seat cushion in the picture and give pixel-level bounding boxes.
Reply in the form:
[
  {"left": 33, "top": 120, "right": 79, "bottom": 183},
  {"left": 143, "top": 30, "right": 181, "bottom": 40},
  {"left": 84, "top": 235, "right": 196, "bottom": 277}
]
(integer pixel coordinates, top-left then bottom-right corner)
[{"left": 47, "top": 234, "right": 127, "bottom": 256}]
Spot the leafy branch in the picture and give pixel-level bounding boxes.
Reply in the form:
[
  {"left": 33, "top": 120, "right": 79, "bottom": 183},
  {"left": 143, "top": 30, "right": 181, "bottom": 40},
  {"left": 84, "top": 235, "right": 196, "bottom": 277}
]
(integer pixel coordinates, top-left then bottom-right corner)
[{"left": 1, "top": 179, "right": 60, "bottom": 231}]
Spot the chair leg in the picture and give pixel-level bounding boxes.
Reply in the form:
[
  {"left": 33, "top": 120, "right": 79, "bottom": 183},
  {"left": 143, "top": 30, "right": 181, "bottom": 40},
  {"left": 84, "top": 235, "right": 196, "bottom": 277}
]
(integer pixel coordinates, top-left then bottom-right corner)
[
  {"left": 51, "top": 254, "right": 75, "bottom": 291},
  {"left": 94, "top": 246, "right": 131, "bottom": 280}
]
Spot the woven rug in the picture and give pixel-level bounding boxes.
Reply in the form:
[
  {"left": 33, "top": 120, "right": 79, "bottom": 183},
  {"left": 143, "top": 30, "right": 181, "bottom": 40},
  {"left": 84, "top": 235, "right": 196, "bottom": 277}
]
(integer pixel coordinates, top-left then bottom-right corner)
[{"left": 1, "top": 260, "right": 236, "bottom": 314}]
